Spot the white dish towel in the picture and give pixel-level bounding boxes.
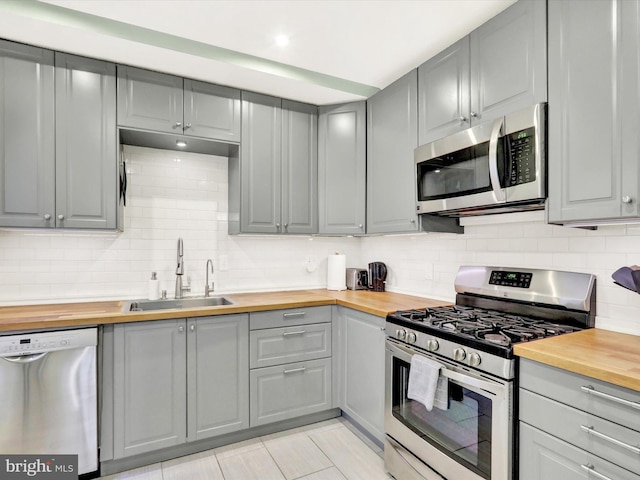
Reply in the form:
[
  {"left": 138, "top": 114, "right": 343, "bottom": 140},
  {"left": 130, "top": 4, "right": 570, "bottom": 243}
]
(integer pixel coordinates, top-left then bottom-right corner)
[{"left": 407, "top": 354, "right": 449, "bottom": 411}]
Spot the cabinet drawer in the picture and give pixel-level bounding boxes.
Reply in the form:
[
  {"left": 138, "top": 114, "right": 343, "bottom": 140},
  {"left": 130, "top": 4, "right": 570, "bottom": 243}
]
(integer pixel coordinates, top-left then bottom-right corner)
[
  {"left": 520, "top": 359, "right": 640, "bottom": 433},
  {"left": 520, "top": 423, "right": 640, "bottom": 480},
  {"left": 250, "top": 322, "right": 331, "bottom": 369},
  {"left": 249, "top": 306, "right": 331, "bottom": 330},
  {"left": 250, "top": 358, "right": 332, "bottom": 427},
  {"left": 520, "top": 389, "right": 640, "bottom": 475}
]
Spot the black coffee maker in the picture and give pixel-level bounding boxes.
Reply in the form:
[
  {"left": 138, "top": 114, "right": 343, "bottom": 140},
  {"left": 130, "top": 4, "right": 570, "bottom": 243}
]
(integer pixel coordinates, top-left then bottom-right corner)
[{"left": 368, "top": 262, "right": 387, "bottom": 292}]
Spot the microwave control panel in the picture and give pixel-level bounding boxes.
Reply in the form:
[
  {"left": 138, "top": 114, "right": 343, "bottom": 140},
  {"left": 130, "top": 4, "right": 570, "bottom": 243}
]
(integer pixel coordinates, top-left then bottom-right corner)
[{"left": 506, "top": 126, "right": 536, "bottom": 186}]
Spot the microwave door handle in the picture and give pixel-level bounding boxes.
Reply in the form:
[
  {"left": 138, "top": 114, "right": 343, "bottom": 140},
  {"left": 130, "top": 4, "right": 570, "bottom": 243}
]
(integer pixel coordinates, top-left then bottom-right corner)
[{"left": 488, "top": 116, "right": 506, "bottom": 202}]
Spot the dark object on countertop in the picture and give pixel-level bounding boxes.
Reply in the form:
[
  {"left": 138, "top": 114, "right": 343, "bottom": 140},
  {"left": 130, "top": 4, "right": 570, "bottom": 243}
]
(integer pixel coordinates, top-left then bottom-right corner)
[
  {"left": 369, "top": 262, "right": 387, "bottom": 292},
  {"left": 612, "top": 266, "right": 640, "bottom": 293}
]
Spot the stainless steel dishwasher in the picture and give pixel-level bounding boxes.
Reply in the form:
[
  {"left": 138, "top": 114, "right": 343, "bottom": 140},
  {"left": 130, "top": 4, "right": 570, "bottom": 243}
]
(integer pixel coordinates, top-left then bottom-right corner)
[{"left": 0, "top": 327, "right": 98, "bottom": 475}]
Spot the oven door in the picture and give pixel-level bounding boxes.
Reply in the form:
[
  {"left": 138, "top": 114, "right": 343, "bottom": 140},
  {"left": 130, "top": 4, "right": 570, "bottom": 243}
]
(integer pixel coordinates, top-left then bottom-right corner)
[{"left": 384, "top": 339, "right": 512, "bottom": 480}]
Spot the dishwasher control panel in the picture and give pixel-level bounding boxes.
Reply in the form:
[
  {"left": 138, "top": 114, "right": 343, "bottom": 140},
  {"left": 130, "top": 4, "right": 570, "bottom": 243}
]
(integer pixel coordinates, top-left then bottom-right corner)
[{"left": 0, "top": 328, "right": 97, "bottom": 356}]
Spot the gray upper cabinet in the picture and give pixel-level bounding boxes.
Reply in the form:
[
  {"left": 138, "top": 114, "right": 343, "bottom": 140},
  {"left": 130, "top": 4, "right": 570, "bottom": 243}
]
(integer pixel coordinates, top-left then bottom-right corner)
[
  {"left": 118, "top": 65, "right": 240, "bottom": 143},
  {"left": 547, "top": 0, "right": 640, "bottom": 225},
  {"left": 0, "top": 40, "right": 55, "bottom": 228},
  {"left": 418, "top": 0, "right": 546, "bottom": 145},
  {"left": 55, "top": 53, "right": 117, "bottom": 229},
  {"left": 318, "top": 102, "right": 366, "bottom": 235},
  {"left": 367, "top": 71, "right": 419, "bottom": 234},
  {"left": 231, "top": 93, "right": 317, "bottom": 234}
]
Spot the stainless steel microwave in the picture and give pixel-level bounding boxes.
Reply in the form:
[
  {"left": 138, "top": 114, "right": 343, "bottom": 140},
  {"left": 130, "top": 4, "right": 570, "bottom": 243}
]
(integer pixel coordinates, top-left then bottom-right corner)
[{"left": 415, "top": 103, "right": 546, "bottom": 216}]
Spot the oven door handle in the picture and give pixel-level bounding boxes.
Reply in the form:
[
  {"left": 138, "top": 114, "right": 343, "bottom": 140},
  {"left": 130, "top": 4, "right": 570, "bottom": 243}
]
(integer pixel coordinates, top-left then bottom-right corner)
[{"left": 386, "top": 340, "right": 505, "bottom": 397}]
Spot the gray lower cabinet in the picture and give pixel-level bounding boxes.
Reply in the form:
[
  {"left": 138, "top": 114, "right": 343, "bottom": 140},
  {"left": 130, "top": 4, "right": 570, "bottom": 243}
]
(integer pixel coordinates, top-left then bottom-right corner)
[
  {"left": 519, "top": 359, "right": 640, "bottom": 480},
  {"left": 249, "top": 306, "right": 332, "bottom": 426},
  {"left": 367, "top": 70, "right": 419, "bottom": 234},
  {"left": 337, "top": 307, "right": 385, "bottom": 444},
  {"left": 231, "top": 92, "right": 317, "bottom": 234},
  {"left": 418, "top": 0, "right": 546, "bottom": 145},
  {"left": 318, "top": 102, "right": 366, "bottom": 235},
  {"left": 547, "top": 0, "right": 640, "bottom": 225},
  {"left": 110, "top": 314, "right": 248, "bottom": 459},
  {"left": 55, "top": 53, "right": 117, "bottom": 229},
  {"left": 0, "top": 40, "right": 55, "bottom": 228},
  {"left": 117, "top": 65, "right": 241, "bottom": 142}
]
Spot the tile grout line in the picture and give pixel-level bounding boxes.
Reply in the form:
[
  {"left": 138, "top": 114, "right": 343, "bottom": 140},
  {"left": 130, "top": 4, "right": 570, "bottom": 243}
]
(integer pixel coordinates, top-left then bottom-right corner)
[{"left": 305, "top": 426, "right": 352, "bottom": 480}]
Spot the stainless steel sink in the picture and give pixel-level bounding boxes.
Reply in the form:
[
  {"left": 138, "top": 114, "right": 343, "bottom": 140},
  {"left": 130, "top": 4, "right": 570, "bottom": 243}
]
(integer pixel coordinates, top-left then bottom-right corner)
[{"left": 124, "top": 296, "right": 235, "bottom": 312}]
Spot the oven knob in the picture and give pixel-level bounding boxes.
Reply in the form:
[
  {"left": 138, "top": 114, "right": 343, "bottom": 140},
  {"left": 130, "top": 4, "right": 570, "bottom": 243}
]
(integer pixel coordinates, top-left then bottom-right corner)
[
  {"left": 453, "top": 348, "right": 467, "bottom": 361},
  {"left": 407, "top": 332, "right": 417, "bottom": 344},
  {"left": 426, "top": 339, "right": 439, "bottom": 351},
  {"left": 468, "top": 352, "right": 482, "bottom": 367},
  {"left": 396, "top": 329, "right": 407, "bottom": 340}
]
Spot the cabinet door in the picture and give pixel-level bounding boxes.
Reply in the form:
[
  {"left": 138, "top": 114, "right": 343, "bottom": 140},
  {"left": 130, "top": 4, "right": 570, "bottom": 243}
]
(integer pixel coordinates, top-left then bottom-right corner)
[
  {"left": 282, "top": 100, "right": 318, "bottom": 234},
  {"left": 250, "top": 358, "right": 332, "bottom": 427},
  {"left": 117, "top": 65, "right": 183, "bottom": 134},
  {"left": 318, "top": 102, "right": 366, "bottom": 235},
  {"left": 470, "top": 0, "right": 546, "bottom": 125},
  {"left": 187, "top": 314, "right": 249, "bottom": 441},
  {"left": 338, "top": 308, "right": 385, "bottom": 443},
  {"left": 0, "top": 40, "right": 55, "bottom": 228},
  {"left": 55, "top": 53, "right": 117, "bottom": 229},
  {"left": 113, "top": 319, "right": 187, "bottom": 458},
  {"left": 183, "top": 80, "right": 241, "bottom": 142},
  {"left": 240, "top": 92, "right": 282, "bottom": 233},
  {"left": 418, "top": 37, "right": 470, "bottom": 145},
  {"left": 547, "top": 0, "right": 627, "bottom": 223},
  {"left": 519, "top": 423, "right": 640, "bottom": 480},
  {"left": 367, "top": 70, "right": 419, "bottom": 234}
]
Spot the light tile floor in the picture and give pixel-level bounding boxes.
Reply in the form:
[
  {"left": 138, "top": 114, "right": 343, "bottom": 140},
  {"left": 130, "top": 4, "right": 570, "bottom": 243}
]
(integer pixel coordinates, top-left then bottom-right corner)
[{"left": 100, "top": 418, "right": 393, "bottom": 480}]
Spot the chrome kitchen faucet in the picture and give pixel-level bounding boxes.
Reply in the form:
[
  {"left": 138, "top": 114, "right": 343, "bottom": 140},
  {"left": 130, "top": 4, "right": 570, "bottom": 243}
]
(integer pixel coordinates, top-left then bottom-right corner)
[
  {"left": 174, "top": 238, "right": 190, "bottom": 299},
  {"left": 204, "top": 259, "right": 214, "bottom": 297}
]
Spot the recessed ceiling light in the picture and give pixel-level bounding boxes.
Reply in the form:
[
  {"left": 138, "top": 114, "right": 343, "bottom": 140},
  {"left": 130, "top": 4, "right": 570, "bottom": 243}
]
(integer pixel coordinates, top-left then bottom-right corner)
[
  {"left": 176, "top": 140, "right": 187, "bottom": 148},
  {"left": 275, "top": 34, "right": 289, "bottom": 47}
]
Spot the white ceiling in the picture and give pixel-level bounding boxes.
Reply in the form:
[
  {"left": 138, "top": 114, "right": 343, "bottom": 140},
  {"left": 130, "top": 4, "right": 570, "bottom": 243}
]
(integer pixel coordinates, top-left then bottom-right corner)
[{"left": 0, "top": 0, "right": 516, "bottom": 105}]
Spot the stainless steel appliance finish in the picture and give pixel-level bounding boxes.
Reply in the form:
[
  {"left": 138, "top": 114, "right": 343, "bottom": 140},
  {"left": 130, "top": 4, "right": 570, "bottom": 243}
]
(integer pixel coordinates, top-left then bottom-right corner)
[
  {"left": 384, "top": 266, "right": 596, "bottom": 480},
  {"left": 346, "top": 268, "right": 368, "bottom": 290},
  {"left": 415, "top": 103, "right": 546, "bottom": 217},
  {"left": 0, "top": 328, "right": 98, "bottom": 475}
]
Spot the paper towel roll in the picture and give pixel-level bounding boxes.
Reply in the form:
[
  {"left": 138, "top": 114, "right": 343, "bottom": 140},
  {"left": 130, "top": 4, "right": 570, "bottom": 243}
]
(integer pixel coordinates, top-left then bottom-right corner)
[{"left": 327, "top": 254, "right": 347, "bottom": 291}]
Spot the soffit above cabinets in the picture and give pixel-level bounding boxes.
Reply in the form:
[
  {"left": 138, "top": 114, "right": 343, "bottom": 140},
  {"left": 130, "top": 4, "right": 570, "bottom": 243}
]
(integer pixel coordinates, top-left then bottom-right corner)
[{"left": 0, "top": 0, "right": 516, "bottom": 105}]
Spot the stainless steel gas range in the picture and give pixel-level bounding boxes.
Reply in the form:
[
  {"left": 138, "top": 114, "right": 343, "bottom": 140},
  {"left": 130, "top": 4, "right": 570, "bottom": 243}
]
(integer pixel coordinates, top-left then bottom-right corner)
[{"left": 384, "top": 266, "right": 596, "bottom": 480}]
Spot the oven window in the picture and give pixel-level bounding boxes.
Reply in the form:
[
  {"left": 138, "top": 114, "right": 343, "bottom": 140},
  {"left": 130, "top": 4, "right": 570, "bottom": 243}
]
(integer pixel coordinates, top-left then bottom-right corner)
[{"left": 392, "top": 356, "right": 492, "bottom": 480}]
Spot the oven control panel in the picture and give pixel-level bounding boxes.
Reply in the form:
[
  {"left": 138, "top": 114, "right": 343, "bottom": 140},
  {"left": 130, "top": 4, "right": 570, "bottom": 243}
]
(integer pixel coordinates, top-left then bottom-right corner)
[{"left": 489, "top": 270, "right": 532, "bottom": 288}]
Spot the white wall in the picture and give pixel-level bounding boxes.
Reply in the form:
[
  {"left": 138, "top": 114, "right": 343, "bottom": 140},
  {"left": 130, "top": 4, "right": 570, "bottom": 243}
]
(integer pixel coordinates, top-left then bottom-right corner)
[
  {"left": 1, "top": 146, "right": 638, "bottom": 336},
  {"left": 362, "top": 215, "right": 640, "bottom": 335},
  {"left": 0, "top": 146, "right": 359, "bottom": 304}
]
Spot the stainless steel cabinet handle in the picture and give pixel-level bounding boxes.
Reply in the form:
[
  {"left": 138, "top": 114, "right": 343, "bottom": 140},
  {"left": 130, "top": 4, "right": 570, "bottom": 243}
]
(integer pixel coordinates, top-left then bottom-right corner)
[
  {"left": 284, "top": 223, "right": 288, "bottom": 229},
  {"left": 178, "top": 326, "right": 184, "bottom": 332},
  {"left": 283, "top": 367, "right": 306, "bottom": 374},
  {"left": 184, "top": 123, "right": 192, "bottom": 129},
  {"left": 581, "top": 385, "right": 640, "bottom": 410},
  {"left": 283, "top": 312, "right": 305, "bottom": 318},
  {"left": 459, "top": 116, "right": 468, "bottom": 123},
  {"left": 58, "top": 214, "right": 65, "bottom": 221},
  {"left": 581, "top": 464, "right": 614, "bottom": 480},
  {"left": 44, "top": 214, "right": 51, "bottom": 221},
  {"left": 190, "top": 325, "right": 195, "bottom": 332},
  {"left": 622, "top": 195, "right": 633, "bottom": 204},
  {"left": 173, "top": 122, "right": 182, "bottom": 129},
  {"left": 470, "top": 111, "right": 478, "bottom": 118},
  {"left": 358, "top": 224, "right": 363, "bottom": 229},
  {"left": 276, "top": 223, "right": 281, "bottom": 229},
  {"left": 410, "top": 218, "right": 416, "bottom": 224},
  {"left": 282, "top": 330, "right": 305, "bottom": 336},
  {"left": 1, "top": 352, "right": 48, "bottom": 363},
  {"left": 580, "top": 425, "right": 640, "bottom": 454}
]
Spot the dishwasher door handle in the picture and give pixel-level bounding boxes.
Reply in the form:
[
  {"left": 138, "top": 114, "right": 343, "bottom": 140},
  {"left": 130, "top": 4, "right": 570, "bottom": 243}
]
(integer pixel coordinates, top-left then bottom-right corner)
[{"left": 1, "top": 352, "right": 48, "bottom": 363}]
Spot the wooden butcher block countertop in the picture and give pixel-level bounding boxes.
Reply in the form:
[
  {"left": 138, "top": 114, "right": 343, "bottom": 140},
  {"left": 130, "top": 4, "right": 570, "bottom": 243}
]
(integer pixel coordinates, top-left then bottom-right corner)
[
  {"left": 515, "top": 329, "right": 640, "bottom": 392},
  {"left": 0, "top": 289, "right": 450, "bottom": 333}
]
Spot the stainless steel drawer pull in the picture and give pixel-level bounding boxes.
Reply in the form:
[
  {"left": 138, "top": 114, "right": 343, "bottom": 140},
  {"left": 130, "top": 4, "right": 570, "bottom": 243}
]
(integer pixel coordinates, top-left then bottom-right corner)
[
  {"left": 581, "top": 463, "right": 614, "bottom": 480},
  {"left": 282, "top": 330, "right": 306, "bottom": 336},
  {"left": 580, "top": 425, "right": 640, "bottom": 454},
  {"left": 283, "top": 312, "right": 306, "bottom": 318},
  {"left": 283, "top": 367, "right": 306, "bottom": 374},
  {"left": 581, "top": 385, "right": 640, "bottom": 410}
]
